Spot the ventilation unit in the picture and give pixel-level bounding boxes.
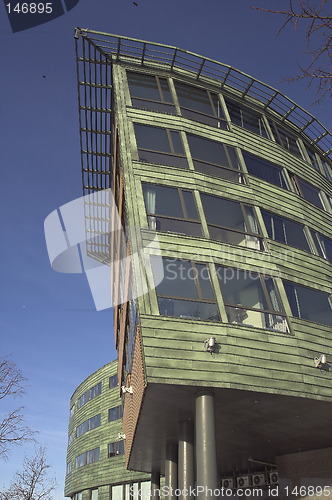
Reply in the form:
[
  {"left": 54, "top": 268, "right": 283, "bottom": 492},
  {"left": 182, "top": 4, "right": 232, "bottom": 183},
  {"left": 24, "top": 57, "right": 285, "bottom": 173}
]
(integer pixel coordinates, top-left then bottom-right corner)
[
  {"left": 237, "top": 476, "right": 250, "bottom": 488},
  {"left": 251, "top": 474, "right": 266, "bottom": 486},
  {"left": 269, "top": 472, "right": 279, "bottom": 485},
  {"left": 221, "top": 478, "right": 234, "bottom": 489}
]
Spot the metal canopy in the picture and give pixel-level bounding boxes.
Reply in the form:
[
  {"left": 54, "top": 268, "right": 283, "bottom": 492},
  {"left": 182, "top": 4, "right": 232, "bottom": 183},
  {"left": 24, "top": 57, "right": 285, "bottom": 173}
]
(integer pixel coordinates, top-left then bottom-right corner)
[{"left": 75, "top": 28, "right": 332, "bottom": 159}]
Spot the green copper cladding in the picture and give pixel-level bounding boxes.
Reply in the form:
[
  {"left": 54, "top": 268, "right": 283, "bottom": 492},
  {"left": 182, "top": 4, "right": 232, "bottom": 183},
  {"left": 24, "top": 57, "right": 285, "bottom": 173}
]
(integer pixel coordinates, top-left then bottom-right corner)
[{"left": 73, "top": 28, "right": 332, "bottom": 484}]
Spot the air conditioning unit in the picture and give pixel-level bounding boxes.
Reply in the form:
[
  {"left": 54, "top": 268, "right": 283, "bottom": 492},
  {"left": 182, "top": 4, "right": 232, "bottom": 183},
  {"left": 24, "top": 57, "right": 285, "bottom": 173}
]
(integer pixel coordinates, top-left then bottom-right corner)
[
  {"left": 237, "top": 476, "right": 250, "bottom": 488},
  {"left": 269, "top": 472, "right": 279, "bottom": 485},
  {"left": 221, "top": 478, "right": 234, "bottom": 489},
  {"left": 252, "top": 474, "right": 266, "bottom": 487}
]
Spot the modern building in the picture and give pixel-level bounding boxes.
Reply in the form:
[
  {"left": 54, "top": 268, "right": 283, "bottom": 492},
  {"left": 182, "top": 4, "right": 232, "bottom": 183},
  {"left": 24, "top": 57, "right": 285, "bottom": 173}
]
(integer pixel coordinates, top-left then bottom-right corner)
[
  {"left": 65, "top": 360, "right": 151, "bottom": 500},
  {"left": 73, "top": 29, "right": 332, "bottom": 499}
]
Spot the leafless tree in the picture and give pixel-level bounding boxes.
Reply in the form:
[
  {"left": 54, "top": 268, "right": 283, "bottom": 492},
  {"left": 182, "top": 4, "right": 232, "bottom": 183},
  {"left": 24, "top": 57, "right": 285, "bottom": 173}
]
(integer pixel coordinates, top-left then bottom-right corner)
[
  {"left": 0, "top": 446, "right": 57, "bottom": 500},
  {"left": 252, "top": 0, "right": 332, "bottom": 102},
  {"left": 0, "top": 357, "right": 35, "bottom": 460}
]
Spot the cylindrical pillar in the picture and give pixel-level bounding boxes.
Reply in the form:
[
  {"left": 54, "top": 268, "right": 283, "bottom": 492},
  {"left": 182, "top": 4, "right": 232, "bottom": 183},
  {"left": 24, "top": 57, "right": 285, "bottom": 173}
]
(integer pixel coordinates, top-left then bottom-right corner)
[
  {"left": 150, "top": 469, "right": 160, "bottom": 500},
  {"left": 195, "top": 390, "right": 218, "bottom": 500},
  {"left": 178, "top": 420, "right": 195, "bottom": 499},
  {"left": 165, "top": 442, "right": 178, "bottom": 500}
]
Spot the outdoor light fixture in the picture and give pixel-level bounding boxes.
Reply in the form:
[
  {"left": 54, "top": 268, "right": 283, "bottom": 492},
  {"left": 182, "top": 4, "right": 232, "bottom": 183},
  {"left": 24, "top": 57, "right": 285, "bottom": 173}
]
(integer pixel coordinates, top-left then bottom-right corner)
[
  {"left": 121, "top": 385, "right": 133, "bottom": 394},
  {"left": 314, "top": 354, "right": 328, "bottom": 369},
  {"left": 118, "top": 433, "right": 126, "bottom": 439},
  {"left": 204, "top": 337, "right": 216, "bottom": 354}
]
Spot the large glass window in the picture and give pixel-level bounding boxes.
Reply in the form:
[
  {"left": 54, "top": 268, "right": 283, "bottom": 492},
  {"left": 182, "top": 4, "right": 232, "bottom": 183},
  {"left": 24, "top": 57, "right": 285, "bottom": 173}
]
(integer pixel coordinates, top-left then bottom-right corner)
[
  {"left": 261, "top": 209, "right": 311, "bottom": 252},
  {"left": 142, "top": 183, "right": 202, "bottom": 237},
  {"left": 269, "top": 121, "right": 302, "bottom": 157},
  {"left": 151, "top": 257, "right": 220, "bottom": 321},
  {"left": 201, "top": 193, "right": 264, "bottom": 250},
  {"left": 310, "top": 231, "right": 332, "bottom": 262},
  {"left": 134, "top": 124, "right": 188, "bottom": 169},
  {"left": 174, "top": 81, "right": 226, "bottom": 128},
  {"left": 78, "top": 382, "right": 102, "bottom": 409},
  {"left": 77, "top": 414, "right": 101, "bottom": 437},
  {"left": 108, "top": 440, "right": 125, "bottom": 457},
  {"left": 187, "top": 133, "right": 244, "bottom": 183},
  {"left": 291, "top": 175, "right": 325, "bottom": 210},
  {"left": 284, "top": 281, "right": 332, "bottom": 326},
  {"left": 109, "top": 405, "right": 123, "bottom": 422},
  {"left": 109, "top": 374, "right": 118, "bottom": 389},
  {"left": 127, "top": 72, "right": 175, "bottom": 114},
  {"left": 225, "top": 98, "right": 269, "bottom": 138},
  {"left": 76, "top": 447, "right": 100, "bottom": 468},
  {"left": 216, "top": 267, "right": 288, "bottom": 332},
  {"left": 242, "top": 151, "right": 288, "bottom": 189}
]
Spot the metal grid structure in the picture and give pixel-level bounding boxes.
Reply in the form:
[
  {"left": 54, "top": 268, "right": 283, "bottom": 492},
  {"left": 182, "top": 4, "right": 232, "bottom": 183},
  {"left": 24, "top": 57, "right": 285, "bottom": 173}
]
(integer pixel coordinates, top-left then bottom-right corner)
[{"left": 75, "top": 28, "right": 332, "bottom": 159}]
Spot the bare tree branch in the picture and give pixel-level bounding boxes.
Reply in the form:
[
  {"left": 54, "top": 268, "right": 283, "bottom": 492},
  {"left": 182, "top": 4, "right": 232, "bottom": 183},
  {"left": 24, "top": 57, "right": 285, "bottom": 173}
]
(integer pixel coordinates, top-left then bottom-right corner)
[
  {"left": 0, "top": 357, "right": 36, "bottom": 460},
  {"left": 0, "top": 446, "right": 57, "bottom": 500},
  {"left": 252, "top": 0, "right": 332, "bottom": 103}
]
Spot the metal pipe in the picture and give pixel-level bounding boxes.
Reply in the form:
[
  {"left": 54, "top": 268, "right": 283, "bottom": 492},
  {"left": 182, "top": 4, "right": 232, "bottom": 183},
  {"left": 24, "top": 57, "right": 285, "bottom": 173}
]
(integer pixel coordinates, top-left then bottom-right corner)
[{"left": 165, "top": 442, "right": 178, "bottom": 500}]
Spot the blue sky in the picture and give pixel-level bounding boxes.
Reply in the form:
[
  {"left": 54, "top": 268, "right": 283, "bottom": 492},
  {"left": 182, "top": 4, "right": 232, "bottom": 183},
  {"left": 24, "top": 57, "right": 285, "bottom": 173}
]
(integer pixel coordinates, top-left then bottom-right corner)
[{"left": 0, "top": 0, "right": 331, "bottom": 497}]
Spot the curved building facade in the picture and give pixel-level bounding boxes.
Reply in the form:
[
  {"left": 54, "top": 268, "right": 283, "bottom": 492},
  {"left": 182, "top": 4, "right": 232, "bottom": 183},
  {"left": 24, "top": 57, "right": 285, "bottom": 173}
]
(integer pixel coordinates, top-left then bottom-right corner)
[
  {"left": 65, "top": 361, "right": 150, "bottom": 499},
  {"left": 74, "top": 30, "right": 332, "bottom": 498}
]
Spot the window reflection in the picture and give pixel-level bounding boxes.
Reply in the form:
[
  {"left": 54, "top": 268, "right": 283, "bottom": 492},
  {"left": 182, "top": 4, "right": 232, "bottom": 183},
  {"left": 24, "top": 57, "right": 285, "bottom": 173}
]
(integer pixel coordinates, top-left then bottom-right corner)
[
  {"left": 201, "top": 193, "right": 264, "bottom": 250},
  {"left": 284, "top": 281, "right": 332, "bottom": 327},
  {"left": 243, "top": 151, "right": 288, "bottom": 189},
  {"left": 268, "top": 121, "right": 302, "bottom": 157},
  {"left": 216, "top": 267, "right": 288, "bottom": 332},
  {"left": 134, "top": 124, "right": 188, "bottom": 169},
  {"left": 225, "top": 98, "right": 269, "bottom": 138},
  {"left": 261, "top": 209, "right": 310, "bottom": 252},
  {"left": 127, "top": 71, "right": 175, "bottom": 114},
  {"left": 151, "top": 257, "right": 219, "bottom": 321},
  {"left": 142, "top": 183, "right": 202, "bottom": 237},
  {"left": 187, "top": 134, "right": 244, "bottom": 182},
  {"left": 310, "top": 230, "right": 332, "bottom": 262},
  {"left": 174, "top": 81, "right": 226, "bottom": 128}
]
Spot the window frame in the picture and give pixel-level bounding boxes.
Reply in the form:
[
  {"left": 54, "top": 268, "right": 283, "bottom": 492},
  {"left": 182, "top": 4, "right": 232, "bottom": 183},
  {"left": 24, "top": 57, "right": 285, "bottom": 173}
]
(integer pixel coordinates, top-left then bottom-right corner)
[{"left": 127, "top": 71, "right": 176, "bottom": 114}]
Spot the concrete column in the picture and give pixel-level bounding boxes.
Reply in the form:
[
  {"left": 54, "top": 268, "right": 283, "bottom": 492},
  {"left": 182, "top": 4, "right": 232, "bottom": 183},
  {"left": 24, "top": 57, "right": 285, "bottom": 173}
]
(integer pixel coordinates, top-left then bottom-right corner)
[
  {"left": 195, "top": 390, "right": 218, "bottom": 500},
  {"left": 150, "top": 469, "right": 160, "bottom": 500},
  {"left": 165, "top": 442, "right": 178, "bottom": 500},
  {"left": 178, "top": 420, "right": 195, "bottom": 499}
]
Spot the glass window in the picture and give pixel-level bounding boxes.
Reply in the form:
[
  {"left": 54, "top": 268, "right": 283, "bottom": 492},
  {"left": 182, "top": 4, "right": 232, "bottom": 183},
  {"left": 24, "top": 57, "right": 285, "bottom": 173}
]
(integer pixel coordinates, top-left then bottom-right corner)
[
  {"left": 87, "top": 447, "right": 100, "bottom": 464},
  {"left": 292, "top": 176, "right": 325, "bottom": 210},
  {"left": 108, "top": 440, "right": 125, "bottom": 457},
  {"left": 216, "top": 266, "right": 288, "bottom": 332},
  {"left": 76, "top": 453, "right": 86, "bottom": 469},
  {"left": 112, "top": 485, "right": 124, "bottom": 500},
  {"left": 91, "top": 490, "right": 98, "bottom": 500},
  {"left": 310, "top": 231, "right": 332, "bottom": 262},
  {"left": 261, "top": 209, "right": 311, "bottom": 252},
  {"left": 134, "top": 124, "right": 188, "bottom": 169},
  {"left": 78, "top": 382, "right": 102, "bottom": 409},
  {"left": 151, "top": 257, "right": 220, "bottom": 321},
  {"left": 142, "top": 183, "right": 202, "bottom": 237},
  {"left": 109, "top": 405, "right": 123, "bottom": 422},
  {"left": 225, "top": 98, "right": 269, "bottom": 138},
  {"left": 109, "top": 374, "right": 118, "bottom": 389},
  {"left": 322, "top": 160, "right": 332, "bottom": 182},
  {"left": 174, "top": 81, "right": 226, "bottom": 128},
  {"left": 68, "top": 432, "right": 74, "bottom": 445},
  {"left": 269, "top": 121, "right": 302, "bottom": 157},
  {"left": 201, "top": 193, "right": 263, "bottom": 250},
  {"left": 127, "top": 72, "right": 175, "bottom": 114},
  {"left": 304, "top": 144, "right": 321, "bottom": 171},
  {"left": 243, "top": 151, "right": 288, "bottom": 189},
  {"left": 77, "top": 414, "right": 101, "bottom": 437},
  {"left": 187, "top": 133, "right": 244, "bottom": 183},
  {"left": 284, "top": 281, "right": 332, "bottom": 327},
  {"left": 66, "top": 461, "right": 72, "bottom": 474},
  {"left": 70, "top": 405, "right": 75, "bottom": 417}
]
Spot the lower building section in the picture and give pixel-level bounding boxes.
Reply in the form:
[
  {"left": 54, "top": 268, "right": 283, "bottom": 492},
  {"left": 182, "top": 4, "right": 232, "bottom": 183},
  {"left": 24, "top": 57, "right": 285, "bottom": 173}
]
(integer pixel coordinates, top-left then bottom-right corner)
[{"left": 64, "top": 361, "right": 150, "bottom": 499}]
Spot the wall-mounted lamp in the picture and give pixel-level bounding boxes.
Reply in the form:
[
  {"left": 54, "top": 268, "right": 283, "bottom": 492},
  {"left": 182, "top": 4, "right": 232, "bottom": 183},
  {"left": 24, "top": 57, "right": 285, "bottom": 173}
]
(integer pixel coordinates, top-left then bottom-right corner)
[
  {"left": 314, "top": 354, "right": 328, "bottom": 369},
  {"left": 204, "top": 337, "right": 216, "bottom": 354},
  {"left": 118, "top": 433, "right": 126, "bottom": 439},
  {"left": 121, "top": 385, "right": 133, "bottom": 394}
]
